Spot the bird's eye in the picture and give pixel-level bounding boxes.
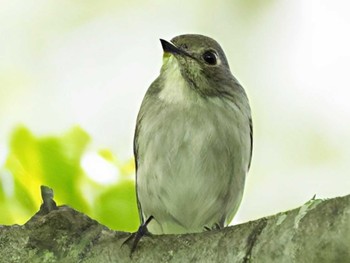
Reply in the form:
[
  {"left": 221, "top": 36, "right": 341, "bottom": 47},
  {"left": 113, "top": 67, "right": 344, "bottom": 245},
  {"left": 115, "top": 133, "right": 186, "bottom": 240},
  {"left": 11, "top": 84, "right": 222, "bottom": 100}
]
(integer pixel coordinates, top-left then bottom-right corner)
[{"left": 202, "top": 50, "right": 217, "bottom": 65}]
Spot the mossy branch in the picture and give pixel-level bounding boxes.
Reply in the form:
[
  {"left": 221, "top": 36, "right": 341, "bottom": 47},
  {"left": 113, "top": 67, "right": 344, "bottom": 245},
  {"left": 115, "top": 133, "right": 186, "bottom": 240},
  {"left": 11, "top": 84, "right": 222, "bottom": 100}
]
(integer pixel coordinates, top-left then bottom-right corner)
[{"left": 0, "top": 186, "right": 349, "bottom": 262}]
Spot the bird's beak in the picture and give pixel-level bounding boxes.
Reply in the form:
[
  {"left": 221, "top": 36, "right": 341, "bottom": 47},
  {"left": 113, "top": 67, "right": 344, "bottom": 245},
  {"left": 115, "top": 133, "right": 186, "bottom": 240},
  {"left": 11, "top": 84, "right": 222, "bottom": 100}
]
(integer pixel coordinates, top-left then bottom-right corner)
[{"left": 160, "top": 39, "right": 191, "bottom": 58}]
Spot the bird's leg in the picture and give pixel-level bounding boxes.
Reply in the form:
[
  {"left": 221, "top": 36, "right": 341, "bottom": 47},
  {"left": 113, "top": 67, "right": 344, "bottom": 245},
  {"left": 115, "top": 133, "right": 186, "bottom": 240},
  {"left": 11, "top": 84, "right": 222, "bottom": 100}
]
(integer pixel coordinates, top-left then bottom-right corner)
[{"left": 122, "top": 215, "right": 154, "bottom": 256}]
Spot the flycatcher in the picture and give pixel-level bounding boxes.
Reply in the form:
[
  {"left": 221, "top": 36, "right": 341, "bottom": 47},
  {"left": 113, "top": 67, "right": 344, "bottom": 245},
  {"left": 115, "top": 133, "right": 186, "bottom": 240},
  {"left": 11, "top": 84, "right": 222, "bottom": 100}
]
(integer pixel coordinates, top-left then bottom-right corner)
[{"left": 129, "top": 34, "right": 252, "bottom": 250}]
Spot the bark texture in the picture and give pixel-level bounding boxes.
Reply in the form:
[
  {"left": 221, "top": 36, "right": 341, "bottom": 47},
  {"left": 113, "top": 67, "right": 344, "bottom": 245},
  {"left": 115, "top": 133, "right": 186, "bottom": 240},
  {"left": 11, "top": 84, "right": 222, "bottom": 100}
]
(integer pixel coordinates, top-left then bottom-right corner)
[{"left": 0, "top": 186, "right": 349, "bottom": 263}]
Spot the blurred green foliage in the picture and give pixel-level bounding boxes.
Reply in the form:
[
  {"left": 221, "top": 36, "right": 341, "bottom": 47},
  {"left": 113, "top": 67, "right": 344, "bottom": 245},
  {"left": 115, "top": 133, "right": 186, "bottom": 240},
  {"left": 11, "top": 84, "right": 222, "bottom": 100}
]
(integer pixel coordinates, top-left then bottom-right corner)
[{"left": 0, "top": 126, "right": 139, "bottom": 232}]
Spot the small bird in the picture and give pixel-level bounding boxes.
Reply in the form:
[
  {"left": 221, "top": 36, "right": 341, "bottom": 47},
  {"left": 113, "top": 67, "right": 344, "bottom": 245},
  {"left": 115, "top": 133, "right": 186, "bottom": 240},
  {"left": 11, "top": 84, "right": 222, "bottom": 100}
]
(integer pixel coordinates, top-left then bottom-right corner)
[{"left": 128, "top": 34, "right": 252, "bottom": 250}]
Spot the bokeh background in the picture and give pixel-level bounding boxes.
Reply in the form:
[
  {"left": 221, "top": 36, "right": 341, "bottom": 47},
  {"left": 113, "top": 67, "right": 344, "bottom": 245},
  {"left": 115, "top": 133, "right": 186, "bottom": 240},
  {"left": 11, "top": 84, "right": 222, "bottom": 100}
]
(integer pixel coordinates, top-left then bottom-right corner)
[{"left": 1, "top": 0, "right": 349, "bottom": 231}]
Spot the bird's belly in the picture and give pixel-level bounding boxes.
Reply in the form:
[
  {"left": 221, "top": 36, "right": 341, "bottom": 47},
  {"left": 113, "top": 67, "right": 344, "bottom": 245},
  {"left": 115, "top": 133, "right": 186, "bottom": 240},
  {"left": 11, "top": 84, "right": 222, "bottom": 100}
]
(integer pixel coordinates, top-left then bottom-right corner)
[{"left": 137, "top": 103, "right": 248, "bottom": 234}]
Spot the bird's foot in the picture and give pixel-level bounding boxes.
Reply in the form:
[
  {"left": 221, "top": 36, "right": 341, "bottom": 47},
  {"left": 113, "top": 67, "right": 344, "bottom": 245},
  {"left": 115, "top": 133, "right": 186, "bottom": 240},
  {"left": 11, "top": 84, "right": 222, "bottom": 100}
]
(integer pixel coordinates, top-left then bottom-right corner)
[
  {"left": 122, "top": 216, "right": 154, "bottom": 257},
  {"left": 204, "top": 223, "right": 222, "bottom": 231}
]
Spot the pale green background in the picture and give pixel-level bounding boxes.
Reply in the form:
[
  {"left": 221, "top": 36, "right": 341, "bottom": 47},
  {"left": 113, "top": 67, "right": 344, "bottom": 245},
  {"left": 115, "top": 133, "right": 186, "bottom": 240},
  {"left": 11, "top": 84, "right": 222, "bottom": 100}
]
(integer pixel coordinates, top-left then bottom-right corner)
[{"left": 0, "top": 0, "right": 349, "bottom": 228}]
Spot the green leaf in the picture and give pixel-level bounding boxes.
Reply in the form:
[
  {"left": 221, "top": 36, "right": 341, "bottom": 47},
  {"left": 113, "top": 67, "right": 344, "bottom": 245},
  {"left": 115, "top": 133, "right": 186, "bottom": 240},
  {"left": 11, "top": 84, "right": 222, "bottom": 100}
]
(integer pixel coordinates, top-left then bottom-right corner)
[{"left": 93, "top": 180, "right": 139, "bottom": 232}]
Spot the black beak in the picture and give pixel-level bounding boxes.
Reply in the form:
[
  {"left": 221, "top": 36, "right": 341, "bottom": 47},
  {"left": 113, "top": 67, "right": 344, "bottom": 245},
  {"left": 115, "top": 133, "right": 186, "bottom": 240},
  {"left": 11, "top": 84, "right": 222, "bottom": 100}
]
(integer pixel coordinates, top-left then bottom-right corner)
[{"left": 160, "top": 39, "right": 190, "bottom": 57}]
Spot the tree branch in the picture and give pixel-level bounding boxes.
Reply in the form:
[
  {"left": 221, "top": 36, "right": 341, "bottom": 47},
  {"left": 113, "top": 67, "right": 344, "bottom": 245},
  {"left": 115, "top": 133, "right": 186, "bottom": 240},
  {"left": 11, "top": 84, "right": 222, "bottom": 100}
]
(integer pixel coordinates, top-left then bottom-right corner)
[{"left": 0, "top": 186, "right": 349, "bottom": 262}]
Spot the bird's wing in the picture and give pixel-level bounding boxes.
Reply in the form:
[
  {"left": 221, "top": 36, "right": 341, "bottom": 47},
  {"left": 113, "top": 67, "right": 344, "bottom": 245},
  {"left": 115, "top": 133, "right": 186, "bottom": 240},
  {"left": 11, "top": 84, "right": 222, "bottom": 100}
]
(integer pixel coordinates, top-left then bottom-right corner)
[
  {"left": 133, "top": 114, "right": 145, "bottom": 225},
  {"left": 248, "top": 117, "right": 253, "bottom": 171}
]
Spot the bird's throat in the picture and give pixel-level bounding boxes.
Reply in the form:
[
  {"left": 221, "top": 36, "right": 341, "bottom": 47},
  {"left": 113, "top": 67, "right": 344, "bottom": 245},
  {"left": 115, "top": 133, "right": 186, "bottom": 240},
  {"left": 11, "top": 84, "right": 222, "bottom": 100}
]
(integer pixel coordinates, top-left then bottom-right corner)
[{"left": 158, "top": 57, "right": 191, "bottom": 104}]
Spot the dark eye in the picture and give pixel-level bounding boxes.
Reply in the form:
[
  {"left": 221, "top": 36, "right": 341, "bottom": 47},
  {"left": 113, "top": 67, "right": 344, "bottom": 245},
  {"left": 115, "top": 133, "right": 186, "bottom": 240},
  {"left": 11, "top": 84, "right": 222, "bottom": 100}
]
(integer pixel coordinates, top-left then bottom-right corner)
[{"left": 202, "top": 50, "right": 217, "bottom": 65}]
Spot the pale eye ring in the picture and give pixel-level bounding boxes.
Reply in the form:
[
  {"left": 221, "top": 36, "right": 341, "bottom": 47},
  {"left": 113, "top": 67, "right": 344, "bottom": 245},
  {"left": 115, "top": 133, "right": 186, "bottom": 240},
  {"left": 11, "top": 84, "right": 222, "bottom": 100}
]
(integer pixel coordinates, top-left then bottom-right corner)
[{"left": 202, "top": 50, "right": 217, "bottom": 65}]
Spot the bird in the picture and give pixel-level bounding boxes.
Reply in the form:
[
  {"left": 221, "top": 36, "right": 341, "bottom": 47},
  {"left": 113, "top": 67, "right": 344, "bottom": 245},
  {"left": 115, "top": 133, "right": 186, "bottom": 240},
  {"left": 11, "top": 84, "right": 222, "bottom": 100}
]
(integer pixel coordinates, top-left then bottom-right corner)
[{"left": 127, "top": 34, "right": 252, "bottom": 252}]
